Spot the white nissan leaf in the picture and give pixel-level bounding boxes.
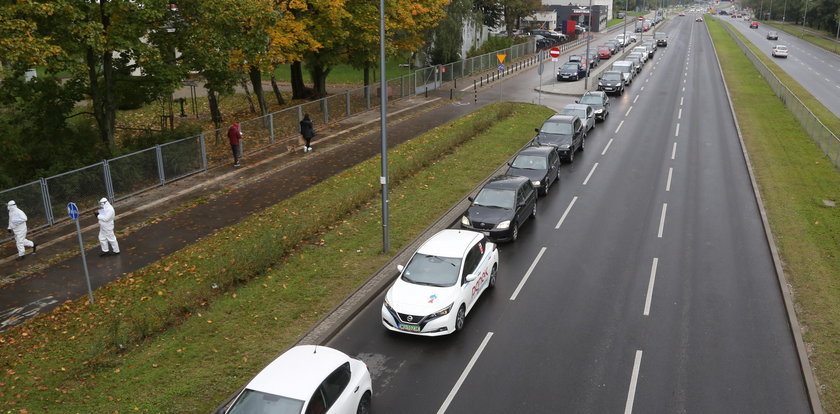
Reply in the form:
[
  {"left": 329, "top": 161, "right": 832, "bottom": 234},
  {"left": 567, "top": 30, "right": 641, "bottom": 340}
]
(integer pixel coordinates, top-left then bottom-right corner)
[{"left": 381, "top": 229, "right": 499, "bottom": 336}]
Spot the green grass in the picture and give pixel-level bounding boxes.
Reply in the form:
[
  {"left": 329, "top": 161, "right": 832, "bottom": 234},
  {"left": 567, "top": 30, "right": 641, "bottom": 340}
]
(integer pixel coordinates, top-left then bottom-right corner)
[
  {"left": 709, "top": 18, "right": 840, "bottom": 413},
  {"left": 0, "top": 102, "right": 554, "bottom": 412},
  {"left": 765, "top": 21, "right": 840, "bottom": 54},
  {"left": 608, "top": 18, "right": 624, "bottom": 27}
]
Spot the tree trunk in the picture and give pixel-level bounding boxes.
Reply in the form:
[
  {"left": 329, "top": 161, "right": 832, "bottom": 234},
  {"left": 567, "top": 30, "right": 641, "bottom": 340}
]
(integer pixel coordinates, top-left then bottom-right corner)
[
  {"left": 310, "top": 64, "right": 330, "bottom": 98},
  {"left": 270, "top": 73, "right": 285, "bottom": 105},
  {"left": 86, "top": 47, "right": 116, "bottom": 150},
  {"left": 240, "top": 76, "right": 256, "bottom": 114},
  {"left": 290, "top": 61, "right": 307, "bottom": 99},
  {"left": 207, "top": 88, "right": 223, "bottom": 131},
  {"left": 363, "top": 63, "right": 370, "bottom": 101},
  {"left": 248, "top": 65, "right": 268, "bottom": 116}
]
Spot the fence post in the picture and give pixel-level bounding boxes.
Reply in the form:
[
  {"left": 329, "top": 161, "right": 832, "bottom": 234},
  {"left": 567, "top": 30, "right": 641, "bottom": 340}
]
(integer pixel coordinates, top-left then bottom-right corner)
[
  {"left": 366, "top": 85, "right": 371, "bottom": 109},
  {"left": 103, "top": 160, "right": 115, "bottom": 201},
  {"left": 269, "top": 113, "right": 275, "bottom": 144},
  {"left": 322, "top": 98, "right": 329, "bottom": 124},
  {"left": 155, "top": 144, "right": 166, "bottom": 185},
  {"left": 297, "top": 105, "right": 303, "bottom": 123},
  {"left": 40, "top": 177, "right": 54, "bottom": 226},
  {"left": 199, "top": 133, "right": 208, "bottom": 171},
  {"left": 346, "top": 90, "right": 351, "bottom": 117}
]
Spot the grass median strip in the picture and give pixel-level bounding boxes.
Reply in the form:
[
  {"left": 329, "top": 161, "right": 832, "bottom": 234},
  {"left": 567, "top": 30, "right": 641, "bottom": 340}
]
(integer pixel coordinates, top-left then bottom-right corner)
[
  {"left": 710, "top": 19, "right": 840, "bottom": 412},
  {"left": 0, "top": 102, "right": 554, "bottom": 412}
]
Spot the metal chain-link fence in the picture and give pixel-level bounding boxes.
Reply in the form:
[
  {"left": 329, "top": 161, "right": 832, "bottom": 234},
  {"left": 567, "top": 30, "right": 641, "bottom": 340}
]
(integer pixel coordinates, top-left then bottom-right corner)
[{"left": 722, "top": 23, "right": 840, "bottom": 168}]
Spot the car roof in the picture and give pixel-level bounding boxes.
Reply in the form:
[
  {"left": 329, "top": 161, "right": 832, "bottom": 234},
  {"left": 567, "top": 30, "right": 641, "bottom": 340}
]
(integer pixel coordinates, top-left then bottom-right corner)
[
  {"left": 518, "top": 145, "right": 555, "bottom": 157},
  {"left": 562, "top": 103, "right": 590, "bottom": 111},
  {"left": 245, "top": 345, "right": 350, "bottom": 401},
  {"left": 417, "top": 228, "right": 482, "bottom": 258},
  {"left": 583, "top": 90, "right": 607, "bottom": 98},
  {"left": 614, "top": 61, "right": 632, "bottom": 66},
  {"left": 601, "top": 70, "right": 622, "bottom": 76},
  {"left": 545, "top": 113, "right": 579, "bottom": 124},
  {"left": 484, "top": 174, "right": 529, "bottom": 190}
]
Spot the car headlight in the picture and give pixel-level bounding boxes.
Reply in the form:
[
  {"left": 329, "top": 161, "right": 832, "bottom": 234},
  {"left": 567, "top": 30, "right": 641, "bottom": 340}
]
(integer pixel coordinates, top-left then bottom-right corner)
[
  {"left": 383, "top": 298, "right": 394, "bottom": 313},
  {"left": 427, "top": 303, "right": 453, "bottom": 320},
  {"left": 497, "top": 220, "right": 511, "bottom": 229},
  {"left": 531, "top": 180, "right": 541, "bottom": 187},
  {"left": 559, "top": 144, "right": 570, "bottom": 150},
  {"left": 595, "top": 109, "right": 604, "bottom": 114},
  {"left": 461, "top": 215, "right": 471, "bottom": 226}
]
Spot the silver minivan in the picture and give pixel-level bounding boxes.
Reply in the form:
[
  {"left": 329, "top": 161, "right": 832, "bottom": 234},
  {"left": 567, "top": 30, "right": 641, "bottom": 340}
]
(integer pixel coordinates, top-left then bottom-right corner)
[{"left": 612, "top": 61, "right": 635, "bottom": 85}]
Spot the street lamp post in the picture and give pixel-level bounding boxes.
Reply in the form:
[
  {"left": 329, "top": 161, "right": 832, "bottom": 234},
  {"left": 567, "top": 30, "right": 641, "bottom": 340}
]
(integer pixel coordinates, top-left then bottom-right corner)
[
  {"left": 584, "top": 0, "right": 593, "bottom": 90},
  {"left": 379, "top": 0, "right": 389, "bottom": 253},
  {"left": 768, "top": 0, "right": 774, "bottom": 20},
  {"left": 802, "top": 0, "right": 810, "bottom": 37},
  {"left": 782, "top": 0, "right": 787, "bottom": 22}
]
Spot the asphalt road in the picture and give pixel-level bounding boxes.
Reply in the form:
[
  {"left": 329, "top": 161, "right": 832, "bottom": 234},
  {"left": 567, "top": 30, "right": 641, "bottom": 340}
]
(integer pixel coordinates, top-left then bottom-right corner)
[
  {"left": 327, "top": 17, "right": 812, "bottom": 413},
  {"left": 721, "top": 15, "right": 840, "bottom": 118}
]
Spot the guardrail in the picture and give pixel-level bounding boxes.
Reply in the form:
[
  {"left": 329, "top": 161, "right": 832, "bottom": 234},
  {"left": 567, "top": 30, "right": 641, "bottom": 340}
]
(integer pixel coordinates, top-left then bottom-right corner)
[{"left": 721, "top": 22, "right": 840, "bottom": 169}]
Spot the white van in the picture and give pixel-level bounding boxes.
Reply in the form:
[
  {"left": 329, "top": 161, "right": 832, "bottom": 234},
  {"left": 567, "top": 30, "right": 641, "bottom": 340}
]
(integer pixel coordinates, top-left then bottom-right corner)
[{"left": 612, "top": 61, "right": 635, "bottom": 85}]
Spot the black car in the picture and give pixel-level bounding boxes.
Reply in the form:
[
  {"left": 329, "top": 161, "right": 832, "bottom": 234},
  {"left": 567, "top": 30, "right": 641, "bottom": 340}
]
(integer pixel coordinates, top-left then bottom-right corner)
[
  {"left": 598, "top": 70, "right": 625, "bottom": 95},
  {"left": 505, "top": 145, "right": 561, "bottom": 196},
  {"left": 557, "top": 62, "right": 587, "bottom": 81},
  {"left": 585, "top": 49, "right": 600, "bottom": 67},
  {"left": 577, "top": 91, "right": 610, "bottom": 121},
  {"left": 533, "top": 114, "right": 586, "bottom": 163},
  {"left": 461, "top": 175, "right": 538, "bottom": 242},
  {"left": 605, "top": 39, "right": 622, "bottom": 54},
  {"left": 654, "top": 31, "right": 668, "bottom": 46}
]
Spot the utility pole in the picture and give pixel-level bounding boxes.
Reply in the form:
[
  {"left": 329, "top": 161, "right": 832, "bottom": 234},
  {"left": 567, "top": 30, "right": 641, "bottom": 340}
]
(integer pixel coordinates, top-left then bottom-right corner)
[
  {"left": 379, "top": 0, "right": 389, "bottom": 253},
  {"left": 584, "top": 0, "right": 593, "bottom": 90}
]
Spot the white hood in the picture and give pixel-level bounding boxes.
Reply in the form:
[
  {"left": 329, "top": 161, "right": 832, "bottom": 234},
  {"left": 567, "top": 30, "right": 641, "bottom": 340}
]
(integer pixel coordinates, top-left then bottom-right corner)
[{"left": 387, "top": 277, "right": 459, "bottom": 315}]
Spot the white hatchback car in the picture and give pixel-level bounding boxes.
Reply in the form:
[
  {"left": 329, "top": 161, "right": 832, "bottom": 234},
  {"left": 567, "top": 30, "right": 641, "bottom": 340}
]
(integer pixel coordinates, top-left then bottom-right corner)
[
  {"left": 771, "top": 45, "right": 789, "bottom": 58},
  {"left": 223, "top": 345, "right": 372, "bottom": 414},
  {"left": 382, "top": 229, "right": 499, "bottom": 336}
]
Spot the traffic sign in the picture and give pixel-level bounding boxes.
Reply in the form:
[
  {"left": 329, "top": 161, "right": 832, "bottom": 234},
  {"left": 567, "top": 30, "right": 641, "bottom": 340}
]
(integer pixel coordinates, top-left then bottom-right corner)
[
  {"left": 498, "top": 64, "right": 505, "bottom": 71},
  {"left": 67, "top": 202, "right": 79, "bottom": 220},
  {"left": 549, "top": 47, "right": 561, "bottom": 58},
  {"left": 496, "top": 54, "right": 506, "bottom": 64}
]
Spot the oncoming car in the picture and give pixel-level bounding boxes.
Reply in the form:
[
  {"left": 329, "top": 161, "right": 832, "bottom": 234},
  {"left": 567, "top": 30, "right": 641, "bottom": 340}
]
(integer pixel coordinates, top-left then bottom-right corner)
[
  {"left": 382, "top": 229, "right": 499, "bottom": 336},
  {"left": 221, "top": 345, "right": 372, "bottom": 414}
]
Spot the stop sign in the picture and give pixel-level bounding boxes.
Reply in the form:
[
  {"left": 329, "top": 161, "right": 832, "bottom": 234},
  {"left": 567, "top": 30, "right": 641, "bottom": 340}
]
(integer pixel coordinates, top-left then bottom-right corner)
[{"left": 549, "top": 47, "right": 561, "bottom": 58}]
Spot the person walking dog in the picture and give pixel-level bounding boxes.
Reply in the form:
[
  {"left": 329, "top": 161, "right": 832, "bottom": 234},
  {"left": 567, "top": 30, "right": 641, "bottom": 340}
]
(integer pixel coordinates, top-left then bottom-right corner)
[
  {"left": 227, "top": 122, "right": 243, "bottom": 166},
  {"left": 95, "top": 197, "right": 120, "bottom": 256},
  {"left": 300, "top": 114, "right": 315, "bottom": 152},
  {"left": 7, "top": 200, "right": 36, "bottom": 261}
]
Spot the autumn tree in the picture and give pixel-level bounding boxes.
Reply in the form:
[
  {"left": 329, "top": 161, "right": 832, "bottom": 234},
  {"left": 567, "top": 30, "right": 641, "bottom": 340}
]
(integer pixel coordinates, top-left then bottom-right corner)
[{"left": 502, "top": 0, "right": 541, "bottom": 35}]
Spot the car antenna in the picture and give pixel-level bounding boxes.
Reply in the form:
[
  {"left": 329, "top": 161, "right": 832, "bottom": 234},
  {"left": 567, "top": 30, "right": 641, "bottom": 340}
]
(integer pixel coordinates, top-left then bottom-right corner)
[{"left": 313, "top": 345, "right": 317, "bottom": 354}]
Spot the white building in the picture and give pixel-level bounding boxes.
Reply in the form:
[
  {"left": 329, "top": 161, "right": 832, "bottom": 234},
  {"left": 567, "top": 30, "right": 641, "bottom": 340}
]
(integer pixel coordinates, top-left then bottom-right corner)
[{"left": 543, "top": 0, "right": 615, "bottom": 24}]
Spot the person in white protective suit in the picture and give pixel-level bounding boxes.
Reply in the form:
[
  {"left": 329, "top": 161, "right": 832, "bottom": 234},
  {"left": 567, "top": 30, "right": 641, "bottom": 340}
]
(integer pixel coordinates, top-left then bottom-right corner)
[
  {"left": 7, "top": 200, "right": 36, "bottom": 261},
  {"left": 95, "top": 197, "right": 120, "bottom": 256}
]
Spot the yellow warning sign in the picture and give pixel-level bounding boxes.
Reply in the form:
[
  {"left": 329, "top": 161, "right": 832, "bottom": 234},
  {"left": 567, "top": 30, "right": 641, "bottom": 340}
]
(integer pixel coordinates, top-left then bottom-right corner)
[{"left": 496, "top": 54, "right": 506, "bottom": 64}]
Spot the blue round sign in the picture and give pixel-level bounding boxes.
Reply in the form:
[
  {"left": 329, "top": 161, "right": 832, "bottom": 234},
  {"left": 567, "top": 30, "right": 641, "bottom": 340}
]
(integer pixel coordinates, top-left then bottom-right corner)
[{"left": 67, "top": 202, "right": 79, "bottom": 220}]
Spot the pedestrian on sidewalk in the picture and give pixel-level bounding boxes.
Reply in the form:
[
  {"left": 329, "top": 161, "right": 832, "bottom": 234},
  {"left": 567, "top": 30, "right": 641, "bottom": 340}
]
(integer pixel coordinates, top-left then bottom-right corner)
[
  {"left": 7, "top": 200, "right": 36, "bottom": 261},
  {"left": 95, "top": 197, "right": 120, "bottom": 257},
  {"left": 300, "top": 114, "right": 315, "bottom": 152},
  {"left": 228, "top": 122, "right": 243, "bottom": 166}
]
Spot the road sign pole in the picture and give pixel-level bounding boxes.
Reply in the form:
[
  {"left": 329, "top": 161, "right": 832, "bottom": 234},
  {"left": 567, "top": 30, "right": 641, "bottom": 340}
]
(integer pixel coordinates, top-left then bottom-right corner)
[{"left": 75, "top": 218, "right": 94, "bottom": 305}]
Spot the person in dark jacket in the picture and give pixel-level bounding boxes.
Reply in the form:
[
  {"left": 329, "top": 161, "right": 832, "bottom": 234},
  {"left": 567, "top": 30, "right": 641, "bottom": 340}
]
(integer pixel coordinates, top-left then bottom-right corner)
[
  {"left": 300, "top": 114, "right": 315, "bottom": 152},
  {"left": 227, "top": 122, "right": 242, "bottom": 166}
]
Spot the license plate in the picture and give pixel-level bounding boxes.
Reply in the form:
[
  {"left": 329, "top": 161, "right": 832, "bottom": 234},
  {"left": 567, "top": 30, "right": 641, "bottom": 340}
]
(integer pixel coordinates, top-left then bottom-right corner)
[{"left": 399, "top": 323, "right": 421, "bottom": 332}]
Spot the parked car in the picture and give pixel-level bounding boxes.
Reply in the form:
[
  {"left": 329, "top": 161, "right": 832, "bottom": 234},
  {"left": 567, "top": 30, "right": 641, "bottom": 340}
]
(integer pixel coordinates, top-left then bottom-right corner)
[
  {"left": 632, "top": 46, "right": 650, "bottom": 62},
  {"left": 615, "top": 33, "right": 630, "bottom": 46},
  {"left": 505, "top": 145, "right": 561, "bottom": 196},
  {"left": 771, "top": 44, "right": 789, "bottom": 58},
  {"left": 577, "top": 91, "right": 610, "bottom": 121},
  {"left": 221, "top": 345, "right": 372, "bottom": 414},
  {"left": 382, "top": 229, "right": 499, "bottom": 335},
  {"left": 534, "top": 114, "right": 586, "bottom": 163},
  {"left": 654, "top": 31, "right": 668, "bottom": 46},
  {"left": 627, "top": 52, "right": 645, "bottom": 72},
  {"left": 605, "top": 39, "right": 622, "bottom": 54},
  {"left": 462, "top": 176, "right": 537, "bottom": 242},
  {"left": 767, "top": 31, "right": 779, "bottom": 40},
  {"left": 586, "top": 49, "right": 600, "bottom": 67},
  {"left": 559, "top": 103, "right": 595, "bottom": 135},
  {"left": 612, "top": 61, "right": 636, "bottom": 85},
  {"left": 598, "top": 70, "right": 625, "bottom": 95},
  {"left": 534, "top": 35, "right": 554, "bottom": 50},
  {"left": 642, "top": 42, "right": 656, "bottom": 58},
  {"left": 597, "top": 45, "right": 612, "bottom": 59},
  {"left": 750, "top": 21, "right": 759, "bottom": 28},
  {"left": 557, "top": 62, "right": 587, "bottom": 81}
]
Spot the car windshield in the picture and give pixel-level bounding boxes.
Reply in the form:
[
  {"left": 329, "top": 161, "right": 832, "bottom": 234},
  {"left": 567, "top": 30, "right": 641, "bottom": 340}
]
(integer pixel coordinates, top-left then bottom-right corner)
[
  {"left": 602, "top": 72, "right": 622, "bottom": 81},
  {"left": 540, "top": 120, "right": 574, "bottom": 135},
  {"left": 579, "top": 95, "right": 602, "bottom": 105},
  {"left": 615, "top": 65, "right": 631, "bottom": 73},
  {"left": 511, "top": 155, "right": 547, "bottom": 170},
  {"left": 560, "top": 108, "right": 586, "bottom": 119},
  {"left": 655, "top": 33, "right": 666, "bottom": 38},
  {"left": 598, "top": 46, "right": 609, "bottom": 51},
  {"left": 401, "top": 253, "right": 461, "bottom": 287},
  {"left": 227, "top": 389, "right": 305, "bottom": 414},
  {"left": 561, "top": 63, "right": 579, "bottom": 70},
  {"left": 775, "top": 46, "right": 787, "bottom": 50},
  {"left": 473, "top": 188, "right": 515, "bottom": 209},
  {"left": 569, "top": 55, "right": 581, "bottom": 61}
]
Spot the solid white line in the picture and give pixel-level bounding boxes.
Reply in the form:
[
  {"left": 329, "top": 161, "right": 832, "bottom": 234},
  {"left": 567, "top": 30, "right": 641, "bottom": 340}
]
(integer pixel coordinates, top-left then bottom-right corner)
[
  {"left": 601, "top": 138, "right": 614, "bottom": 155},
  {"left": 666, "top": 167, "right": 673, "bottom": 192},
  {"left": 437, "top": 332, "right": 494, "bottom": 414},
  {"left": 680, "top": 96, "right": 684, "bottom": 106},
  {"left": 624, "top": 350, "right": 644, "bottom": 414},
  {"left": 510, "top": 247, "right": 547, "bottom": 301},
  {"left": 644, "top": 258, "right": 659, "bottom": 316},
  {"left": 678, "top": 108, "right": 682, "bottom": 119},
  {"left": 582, "top": 163, "right": 599, "bottom": 185},
  {"left": 671, "top": 142, "right": 677, "bottom": 159},
  {"left": 555, "top": 196, "right": 578, "bottom": 229},
  {"left": 657, "top": 203, "right": 668, "bottom": 238},
  {"left": 675, "top": 123, "right": 680, "bottom": 137},
  {"left": 626, "top": 107, "right": 633, "bottom": 116},
  {"left": 633, "top": 95, "right": 639, "bottom": 103}
]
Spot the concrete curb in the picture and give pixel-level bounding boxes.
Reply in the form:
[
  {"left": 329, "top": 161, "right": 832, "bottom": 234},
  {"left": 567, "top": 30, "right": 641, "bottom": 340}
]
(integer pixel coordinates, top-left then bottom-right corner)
[{"left": 707, "top": 19, "right": 824, "bottom": 414}]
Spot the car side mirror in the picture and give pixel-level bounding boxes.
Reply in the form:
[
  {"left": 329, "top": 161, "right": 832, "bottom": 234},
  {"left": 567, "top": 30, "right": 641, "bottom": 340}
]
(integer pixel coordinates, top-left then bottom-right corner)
[
  {"left": 575, "top": 100, "right": 579, "bottom": 103},
  {"left": 506, "top": 161, "right": 512, "bottom": 167},
  {"left": 465, "top": 273, "right": 477, "bottom": 283},
  {"left": 397, "top": 264, "right": 404, "bottom": 273},
  {"left": 468, "top": 196, "right": 474, "bottom": 202},
  {"left": 534, "top": 128, "right": 540, "bottom": 133}
]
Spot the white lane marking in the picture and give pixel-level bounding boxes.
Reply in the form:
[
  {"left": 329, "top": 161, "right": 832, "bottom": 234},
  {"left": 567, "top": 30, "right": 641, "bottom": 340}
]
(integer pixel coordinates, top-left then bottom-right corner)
[
  {"left": 633, "top": 95, "right": 639, "bottom": 103},
  {"left": 675, "top": 123, "right": 680, "bottom": 137},
  {"left": 437, "top": 332, "right": 494, "bottom": 414},
  {"left": 684, "top": 72, "right": 688, "bottom": 76},
  {"left": 646, "top": 78, "right": 650, "bottom": 83},
  {"left": 582, "top": 163, "right": 599, "bottom": 185},
  {"left": 671, "top": 142, "right": 677, "bottom": 160},
  {"left": 657, "top": 203, "right": 668, "bottom": 238},
  {"left": 626, "top": 107, "right": 633, "bottom": 116},
  {"left": 624, "top": 350, "right": 644, "bottom": 414},
  {"left": 602, "top": 138, "right": 614, "bottom": 155},
  {"left": 643, "top": 258, "right": 659, "bottom": 316},
  {"left": 678, "top": 108, "right": 682, "bottom": 119},
  {"left": 682, "top": 87, "right": 685, "bottom": 92},
  {"left": 680, "top": 97, "right": 684, "bottom": 106},
  {"left": 666, "top": 167, "right": 673, "bottom": 192},
  {"left": 510, "top": 247, "right": 546, "bottom": 301},
  {"left": 615, "top": 120, "right": 624, "bottom": 133},
  {"left": 683, "top": 79, "right": 686, "bottom": 83},
  {"left": 826, "top": 78, "right": 832, "bottom": 82},
  {"left": 555, "top": 196, "right": 579, "bottom": 229},
  {"left": 640, "top": 86, "right": 645, "bottom": 91}
]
